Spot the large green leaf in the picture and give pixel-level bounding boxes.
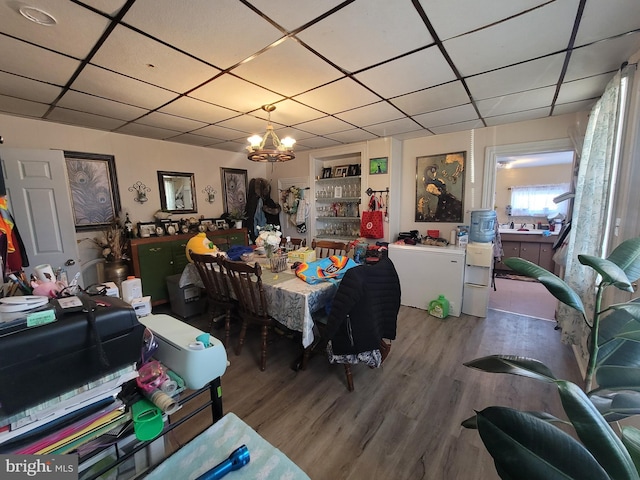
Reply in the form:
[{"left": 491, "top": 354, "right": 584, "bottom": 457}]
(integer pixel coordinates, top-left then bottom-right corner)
[
  {"left": 476, "top": 406, "right": 609, "bottom": 479},
  {"left": 622, "top": 426, "right": 640, "bottom": 474},
  {"left": 590, "top": 392, "right": 640, "bottom": 422},
  {"left": 579, "top": 254, "right": 633, "bottom": 291},
  {"left": 594, "top": 366, "right": 640, "bottom": 391},
  {"left": 596, "top": 309, "right": 640, "bottom": 366},
  {"left": 462, "top": 411, "right": 566, "bottom": 429},
  {"left": 557, "top": 380, "right": 639, "bottom": 479},
  {"left": 502, "top": 257, "right": 585, "bottom": 314},
  {"left": 607, "top": 238, "right": 640, "bottom": 283},
  {"left": 464, "top": 355, "right": 557, "bottom": 382}
]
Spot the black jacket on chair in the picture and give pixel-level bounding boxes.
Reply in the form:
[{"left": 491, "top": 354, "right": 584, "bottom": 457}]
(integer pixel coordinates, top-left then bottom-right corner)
[{"left": 324, "top": 257, "right": 401, "bottom": 355}]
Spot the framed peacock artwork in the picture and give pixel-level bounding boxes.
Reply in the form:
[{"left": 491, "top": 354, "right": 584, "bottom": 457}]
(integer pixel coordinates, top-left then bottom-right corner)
[{"left": 64, "top": 151, "right": 121, "bottom": 231}]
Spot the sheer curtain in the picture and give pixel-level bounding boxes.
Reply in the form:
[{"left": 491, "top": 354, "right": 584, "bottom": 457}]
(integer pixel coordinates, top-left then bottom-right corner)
[
  {"left": 557, "top": 70, "right": 625, "bottom": 366},
  {"left": 510, "top": 183, "right": 570, "bottom": 217}
]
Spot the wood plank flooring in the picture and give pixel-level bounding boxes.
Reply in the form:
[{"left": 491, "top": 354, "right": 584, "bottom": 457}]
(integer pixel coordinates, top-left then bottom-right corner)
[
  {"left": 162, "top": 306, "right": 582, "bottom": 480},
  {"left": 489, "top": 277, "right": 558, "bottom": 321}
]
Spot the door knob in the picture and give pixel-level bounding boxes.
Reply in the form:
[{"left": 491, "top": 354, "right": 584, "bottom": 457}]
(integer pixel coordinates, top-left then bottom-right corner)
[{"left": 65, "top": 259, "right": 76, "bottom": 266}]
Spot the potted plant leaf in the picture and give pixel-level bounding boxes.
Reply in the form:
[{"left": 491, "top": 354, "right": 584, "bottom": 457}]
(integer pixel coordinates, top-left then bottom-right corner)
[
  {"left": 227, "top": 209, "right": 247, "bottom": 229},
  {"left": 462, "top": 237, "right": 640, "bottom": 479}
]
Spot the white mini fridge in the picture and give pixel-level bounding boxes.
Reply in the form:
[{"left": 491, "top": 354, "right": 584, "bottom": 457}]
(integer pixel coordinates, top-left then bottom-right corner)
[
  {"left": 462, "top": 243, "right": 494, "bottom": 317},
  {"left": 388, "top": 243, "right": 465, "bottom": 316}
]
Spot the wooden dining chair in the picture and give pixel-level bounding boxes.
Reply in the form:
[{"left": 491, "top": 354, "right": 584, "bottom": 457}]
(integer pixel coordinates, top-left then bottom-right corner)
[
  {"left": 190, "top": 252, "right": 235, "bottom": 347},
  {"left": 222, "top": 258, "right": 275, "bottom": 371},
  {"left": 311, "top": 239, "right": 349, "bottom": 258}
]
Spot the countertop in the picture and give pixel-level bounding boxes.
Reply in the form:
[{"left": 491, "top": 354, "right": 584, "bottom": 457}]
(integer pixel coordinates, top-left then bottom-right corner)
[{"left": 498, "top": 228, "right": 559, "bottom": 236}]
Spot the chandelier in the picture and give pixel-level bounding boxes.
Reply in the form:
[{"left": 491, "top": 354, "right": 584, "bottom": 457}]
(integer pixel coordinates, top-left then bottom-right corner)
[{"left": 246, "top": 105, "right": 295, "bottom": 162}]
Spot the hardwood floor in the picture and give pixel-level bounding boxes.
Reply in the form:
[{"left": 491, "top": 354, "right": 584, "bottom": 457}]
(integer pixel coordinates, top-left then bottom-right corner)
[
  {"left": 162, "top": 306, "right": 582, "bottom": 479},
  {"left": 489, "top": 276, "right": 558, "bottom": 321}
]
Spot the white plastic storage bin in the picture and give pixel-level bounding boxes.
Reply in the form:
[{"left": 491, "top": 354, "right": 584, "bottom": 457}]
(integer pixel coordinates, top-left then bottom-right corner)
[
  {"left": 462, "top": 283, "right": 490, "bottom": 317},
  {"left": 466, "top": 242, "right": 494, "bottom": 267}
]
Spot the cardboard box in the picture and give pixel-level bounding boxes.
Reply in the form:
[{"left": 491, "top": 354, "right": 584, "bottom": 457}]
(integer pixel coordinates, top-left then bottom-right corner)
[{"left": 288, "top": 248, "right": 316, "bottom": 263}]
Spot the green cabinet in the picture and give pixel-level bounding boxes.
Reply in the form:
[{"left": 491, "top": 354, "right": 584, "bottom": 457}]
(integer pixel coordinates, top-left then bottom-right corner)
[{"left": 130, "top": 229, "right": 248, "bottom": 305}]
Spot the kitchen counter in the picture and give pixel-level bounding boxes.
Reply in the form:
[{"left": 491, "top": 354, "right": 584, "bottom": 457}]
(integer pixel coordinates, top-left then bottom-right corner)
[
  {"left": 498, "top": 228, "right": 559, "bottom": 236},
  {"left": 496, "top": 231, "right": 559, "bottom": 273}
]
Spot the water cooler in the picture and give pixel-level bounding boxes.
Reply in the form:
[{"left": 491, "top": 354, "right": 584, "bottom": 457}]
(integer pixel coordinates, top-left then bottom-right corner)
[{"left": 462, "top": 210, "right": 496, "bottom": 317}]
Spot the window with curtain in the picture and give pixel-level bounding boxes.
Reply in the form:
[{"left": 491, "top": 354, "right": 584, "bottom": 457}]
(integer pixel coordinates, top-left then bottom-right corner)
[{"left": 510, "top": 183, "right": 570, "bottom": 217}]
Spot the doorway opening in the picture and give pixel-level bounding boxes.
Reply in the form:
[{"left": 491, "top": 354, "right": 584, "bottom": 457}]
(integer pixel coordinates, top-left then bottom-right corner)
[{"left": 484, "top": 139, "right": 577, "bottom": 321}]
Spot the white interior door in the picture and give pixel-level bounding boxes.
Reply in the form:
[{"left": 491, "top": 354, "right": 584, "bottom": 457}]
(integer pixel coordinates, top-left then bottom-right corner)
[{"left": 0, "top": 147, "right": 82, "bottom": 286}]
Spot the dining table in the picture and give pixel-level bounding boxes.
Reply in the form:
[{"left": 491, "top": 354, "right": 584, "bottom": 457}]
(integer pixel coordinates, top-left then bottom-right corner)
[{"left": 180, "top": 257, "right": 338, "bottom": 348}]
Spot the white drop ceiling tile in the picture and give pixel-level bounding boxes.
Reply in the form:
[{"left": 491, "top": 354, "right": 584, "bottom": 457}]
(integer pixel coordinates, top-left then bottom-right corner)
[
  {"left": 293, "top": 78, "right": 380, "bottom": 115},
  {"left": 296, "top": 137, "right": 342, "bottom": 149},
  {"left": 484, "top": 107, "right": 551, "bottom": 126},
  {"left": 189, "top": 75, "right": 284, "bottom": 114},
  {"left": 90, "top": 25, "right": 220, "bottom": 93},
  {"left": 335, "top": 102, "right": 403, "bottom": 127},
  {"left": 136, "top": 112, "right": 208, "bottom": 132},
  {"left": 165, "top": 133, "right": 220, "bottom": 147},
  {"left": 575, "top": 0, "right": 640, "bottom": 46},
  {"left": 564, "top": 32, "right": 640, "bottom": 82},
  {"left": 364, "top": 117, "right": 426, "bottom": 137},
  {"left": 122, "top": 0, "right": 283, "bottom": 70},
  {"left": 115, "top": 122, "right": 181, "bottom": 139},
  {"left": 389, "top": 81, "right": 469, "bottom": 116},
  {"left": 272, "top": 127, "right": 315, "bottom": 142},
  {"left": 158, "top": 97, "right": 238, "bottom": 124},
  {"left": 70, "top": 65, "right": 178, "bottom": 109},
  {"left": 430, "top": 119, "right": 485, "bottom": 135},
  {"left": 0, "top": 72, "right": 61, "bottom": 104},
  {"left": 476, "top": 86, "right": 556, "bottom": 118},
  {"left": 354, "top": 46, "right": 455, "bottom": 98},
  {"left": 80, "top": 0, "right": 128, "bottom": 16},
  {"left": 556, "top": 73, "right": 615, "bottom": 105},
  {"left": 419, "top": 0, "right": 550, "bottom": 41},
  {"left": 217, "top": 114, "right": 279, "bottom": 134},
  {"left": 466, "top": 54, "right": 565, "bottom": 100},
  {"left": 232, "top": 39, "right": 342, "bottom": 97},
  {"left": 553, "top": 99, "right": 597, "bottom": 116},
  {"left": 295, "top": 116, "right": 353, "bottom": 136},
  {"left": 244, "top": 0, "right": 345, "bottom": 31},
  {"left": 208, "top": 141, "right": 246, "bottom": 153},
  {"left": 325, "top": 128, "right": 378, "bottom": 143},
  {"left": 297, "top": 0, "right": 434, "bottom": 72},
  {"left": 58, "top": 90, "right": 147, "bottom": 121},
  {"left": 0, "top": 1, "right": 110, "bottom": 58},
  {"left": 445, "top": 0, "right": 578, "bottom": 76},
  {"left": 191, "top": 124, "right": 248, "bottom": 141},
  {"left": 47, "top": 107, "right": 128, "bottom": 131},
  {"left": 0, "top": 37, "right": 80, "bottom": 85},
  {"left": 253, "top": 100, "right": 325, "bottom": 125},
  {"left": 0, "top": 95, "right": 49, "bottom": 118},
  {"left": 413, "top": 104, "right": 478, "bottom": 129}
]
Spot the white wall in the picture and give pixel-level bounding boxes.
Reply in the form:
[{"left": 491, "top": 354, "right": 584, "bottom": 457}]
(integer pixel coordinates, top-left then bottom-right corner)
[
  {"left": 0, "top": 113, "right": 268, "bottom": 228},
  {"left": 495, "top": 164, "right": 573, "bottom": 224},
  {"left": 0, "top": 110, "right": 589, "bottom": 247}
]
